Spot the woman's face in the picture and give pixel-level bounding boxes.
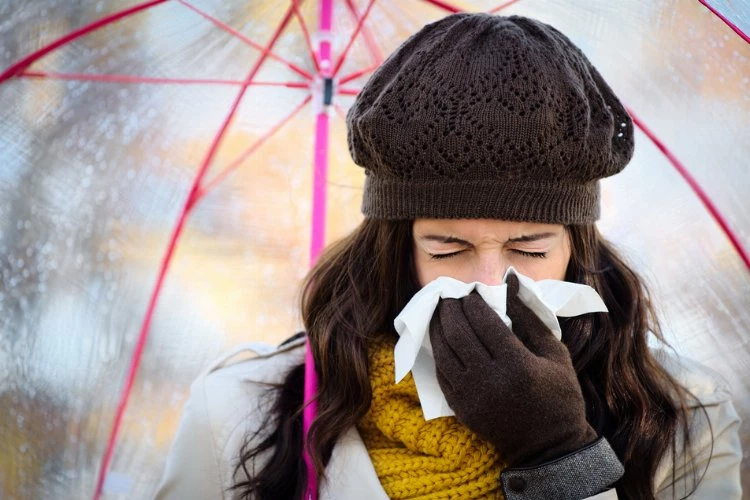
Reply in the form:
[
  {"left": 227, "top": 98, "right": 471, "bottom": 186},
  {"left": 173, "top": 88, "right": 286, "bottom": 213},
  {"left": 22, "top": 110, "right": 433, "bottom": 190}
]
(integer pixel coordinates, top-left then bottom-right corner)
[{"left": 412, "top": 218, "right": 571, "bottom": 287}]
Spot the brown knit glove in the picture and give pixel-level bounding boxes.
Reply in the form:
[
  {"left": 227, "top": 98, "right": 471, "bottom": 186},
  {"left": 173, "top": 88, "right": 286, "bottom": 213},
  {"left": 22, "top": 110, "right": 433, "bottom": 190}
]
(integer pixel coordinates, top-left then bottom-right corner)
[{"left": 429, "top": 274, "right": 598, "bottom": 467}]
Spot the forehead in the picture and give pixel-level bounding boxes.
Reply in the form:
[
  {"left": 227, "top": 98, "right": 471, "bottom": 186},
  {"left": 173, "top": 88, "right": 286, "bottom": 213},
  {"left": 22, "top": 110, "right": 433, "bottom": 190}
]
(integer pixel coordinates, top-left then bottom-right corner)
[{"left": 413, "top": 218, "right": 564, "bottom": 239}]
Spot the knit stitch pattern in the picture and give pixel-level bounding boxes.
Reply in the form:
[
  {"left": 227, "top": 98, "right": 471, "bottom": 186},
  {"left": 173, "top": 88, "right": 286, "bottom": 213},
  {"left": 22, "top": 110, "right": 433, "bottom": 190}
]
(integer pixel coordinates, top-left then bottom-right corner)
[
  {"left": 358, "top": 340, "right": 506, "bottom": 499},
  {"left": 347, "top": 13, "right": 634, "bottom": 224}
]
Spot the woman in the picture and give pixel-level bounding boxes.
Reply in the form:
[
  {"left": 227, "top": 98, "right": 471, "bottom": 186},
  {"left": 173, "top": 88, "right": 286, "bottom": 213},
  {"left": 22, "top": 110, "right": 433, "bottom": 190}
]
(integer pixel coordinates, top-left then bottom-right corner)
[{"left": 154, "top": 13, "right": 742, "bottom": 499}]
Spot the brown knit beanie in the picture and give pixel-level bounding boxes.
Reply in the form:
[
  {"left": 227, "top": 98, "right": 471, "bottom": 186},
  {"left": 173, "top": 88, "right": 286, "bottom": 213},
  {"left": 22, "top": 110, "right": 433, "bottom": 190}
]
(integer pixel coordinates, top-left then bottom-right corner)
[{"left": 346, "top": 13, "right": 634, "bottom": 224}]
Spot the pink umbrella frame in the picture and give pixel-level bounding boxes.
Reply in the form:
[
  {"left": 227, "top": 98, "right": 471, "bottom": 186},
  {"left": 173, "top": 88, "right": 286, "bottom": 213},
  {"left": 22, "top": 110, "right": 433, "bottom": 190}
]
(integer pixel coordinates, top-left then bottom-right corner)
[{"left": 0, "top": 1, "right": 747, "bottom": 499}]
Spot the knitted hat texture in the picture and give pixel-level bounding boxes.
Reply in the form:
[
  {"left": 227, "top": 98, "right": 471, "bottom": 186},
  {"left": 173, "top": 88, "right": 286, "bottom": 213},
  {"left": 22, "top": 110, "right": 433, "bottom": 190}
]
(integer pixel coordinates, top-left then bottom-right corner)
[{"left": 346, "top": 13, "right": 634, "bottom": 224}]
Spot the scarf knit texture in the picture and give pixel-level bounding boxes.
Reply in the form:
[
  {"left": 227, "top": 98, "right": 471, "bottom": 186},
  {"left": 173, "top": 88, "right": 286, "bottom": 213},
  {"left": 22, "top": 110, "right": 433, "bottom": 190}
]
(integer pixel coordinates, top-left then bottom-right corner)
[{"left": 357, "top": 340, "right": 506, "bottom": 499}]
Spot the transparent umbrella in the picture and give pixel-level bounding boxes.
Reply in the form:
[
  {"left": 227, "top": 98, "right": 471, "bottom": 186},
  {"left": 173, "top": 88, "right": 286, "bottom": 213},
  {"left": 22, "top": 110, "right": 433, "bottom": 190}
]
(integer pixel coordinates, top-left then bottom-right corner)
[{"left": 0, "top": 0, "right": 748, "bottom": 498}]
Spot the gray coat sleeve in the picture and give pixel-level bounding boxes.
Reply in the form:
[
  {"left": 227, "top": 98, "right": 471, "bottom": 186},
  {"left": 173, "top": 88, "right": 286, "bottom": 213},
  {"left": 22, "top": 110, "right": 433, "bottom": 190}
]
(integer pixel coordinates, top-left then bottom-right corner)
[{"left": 500, "top": 437, "right": 623, "bottom": 500}]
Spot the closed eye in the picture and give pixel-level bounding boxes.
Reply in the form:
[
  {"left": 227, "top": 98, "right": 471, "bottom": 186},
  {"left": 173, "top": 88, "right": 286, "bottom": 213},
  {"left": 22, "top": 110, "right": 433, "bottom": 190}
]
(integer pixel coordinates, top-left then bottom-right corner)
[
  {"left": 429, "top": 250, "right": 465, "bottom": 260},
  {"left": 430, "top": 249, "right": 547, "bottom": 260},
  {"left": 513, "top": 250, "right": 547, "bottom": 259}
]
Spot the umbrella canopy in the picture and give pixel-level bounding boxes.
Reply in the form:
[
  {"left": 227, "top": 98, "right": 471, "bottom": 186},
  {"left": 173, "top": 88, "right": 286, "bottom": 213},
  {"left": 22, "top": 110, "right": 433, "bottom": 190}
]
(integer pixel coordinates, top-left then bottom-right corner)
[{"left": 0, "top": 0, "right": 748, "bottom": 498}]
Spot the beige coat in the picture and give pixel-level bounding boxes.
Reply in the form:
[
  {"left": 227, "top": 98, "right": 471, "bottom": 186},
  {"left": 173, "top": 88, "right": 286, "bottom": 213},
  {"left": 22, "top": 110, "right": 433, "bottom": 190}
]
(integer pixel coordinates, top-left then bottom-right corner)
[{"left": 154, "top": 338, "right": 742, "bottom": 499}]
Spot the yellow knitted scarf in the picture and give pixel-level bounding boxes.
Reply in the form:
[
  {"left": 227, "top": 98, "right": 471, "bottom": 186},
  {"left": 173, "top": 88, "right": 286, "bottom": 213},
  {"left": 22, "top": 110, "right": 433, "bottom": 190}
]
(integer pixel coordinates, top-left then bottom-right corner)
[{"left": 357, "top": 340, "right": 506, "bottom": 499}]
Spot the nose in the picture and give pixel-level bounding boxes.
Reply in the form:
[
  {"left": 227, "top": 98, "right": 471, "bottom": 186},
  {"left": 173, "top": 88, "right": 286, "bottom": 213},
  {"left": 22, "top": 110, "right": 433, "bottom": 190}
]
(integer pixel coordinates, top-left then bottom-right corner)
[{"left": 472, "top": 254, "right": 508, "bottom": 286}]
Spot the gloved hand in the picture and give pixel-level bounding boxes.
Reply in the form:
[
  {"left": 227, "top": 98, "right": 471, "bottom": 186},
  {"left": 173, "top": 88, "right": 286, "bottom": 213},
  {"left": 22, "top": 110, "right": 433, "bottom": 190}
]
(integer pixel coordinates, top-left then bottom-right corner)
[{"left": 428, "top": 274, "right": 598, "bottom": 467}]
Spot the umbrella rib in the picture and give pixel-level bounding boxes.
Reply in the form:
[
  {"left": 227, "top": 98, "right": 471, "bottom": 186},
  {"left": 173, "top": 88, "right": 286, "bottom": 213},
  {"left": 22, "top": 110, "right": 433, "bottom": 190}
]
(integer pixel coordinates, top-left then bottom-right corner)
[
  {"left": 292, "top": 0, "right": 321, "bottom": 73},
  {"left": 339, "top": 62, "right": 380, "bottom": 85},
  {"left": 344, "top": 0, "right": 384, "bottom": 65},
  {"left": 196, "top": 94, "right": 313, "bottom": 201},
  {"left": 332, "top": 0, "right": 378, "bottom": 77},
  {"left": 333, "top": 102, "right": 349, "bottom": 121},
  {"left": 93, "top": 5, "right": 300, "bottom": 499},
  {"left": 20, "top": 70, "right": 244, "bottom": 86},
  {"left": 629, "top": 109, "right": 750, "bottom": 270},
  {"left": 19, "top": 70, "right": 310, "bottom": 89},
  {"left": 487, "top": 0, "right": 523, "bottom": 14},
  {"left": 338, "top": 86, "right": 361, "bottom": 96},
  {"left": 698, "top": 0, "right": 750, "bottom": 43},
  {"left": 177, "top": 0, "right": 315, "bottom": 81},
  {"left": 0, "top": 0, "right": 167, "bottom": 83},
  {"left": 420, "top": 0, "right": 464, "bottom": 14}
]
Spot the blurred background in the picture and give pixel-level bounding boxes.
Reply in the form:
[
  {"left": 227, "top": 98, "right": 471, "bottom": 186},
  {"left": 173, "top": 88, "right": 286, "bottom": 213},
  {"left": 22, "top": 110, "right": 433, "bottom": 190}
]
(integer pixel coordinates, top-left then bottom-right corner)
[{"left": 1, "top": 0, "right": 748, "bottom": 498}]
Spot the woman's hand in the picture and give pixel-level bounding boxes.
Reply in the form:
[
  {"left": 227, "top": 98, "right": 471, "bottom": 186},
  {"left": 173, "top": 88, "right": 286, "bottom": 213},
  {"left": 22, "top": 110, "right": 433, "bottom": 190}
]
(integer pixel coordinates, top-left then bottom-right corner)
[{"left": 428, "top": 274, "right": 598, "bottom": 467}]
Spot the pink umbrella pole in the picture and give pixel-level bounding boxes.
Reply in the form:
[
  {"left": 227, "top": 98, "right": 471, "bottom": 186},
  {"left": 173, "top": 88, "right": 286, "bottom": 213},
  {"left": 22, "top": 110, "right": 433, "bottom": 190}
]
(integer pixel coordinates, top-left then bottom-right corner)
[
  {"left": 310, "top": 3, "right": 332, "bottom": 265},
  {"left": 304, "top": 1, "right": 333, "bottom": 498}
]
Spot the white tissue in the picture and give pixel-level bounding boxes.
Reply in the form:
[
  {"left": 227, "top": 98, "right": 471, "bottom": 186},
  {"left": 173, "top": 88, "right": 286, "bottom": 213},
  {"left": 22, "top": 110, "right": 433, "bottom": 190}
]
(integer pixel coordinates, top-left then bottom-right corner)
[{"left": 393, "top": 267, "right": 608, "bottom": 420}]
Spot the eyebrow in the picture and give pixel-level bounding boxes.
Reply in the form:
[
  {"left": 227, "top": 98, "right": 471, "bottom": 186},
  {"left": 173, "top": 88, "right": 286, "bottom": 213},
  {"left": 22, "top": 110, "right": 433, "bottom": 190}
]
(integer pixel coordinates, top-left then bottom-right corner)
[{"left": 419, "top": 232, "right": 557, "bottom": 245}]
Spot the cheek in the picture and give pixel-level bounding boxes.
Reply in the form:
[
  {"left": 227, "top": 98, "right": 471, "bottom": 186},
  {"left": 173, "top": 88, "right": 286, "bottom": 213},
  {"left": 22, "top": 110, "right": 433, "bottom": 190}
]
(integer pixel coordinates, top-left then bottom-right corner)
[
  {"left": 414, "top": 256, "right": 442, "bottom": 287},
  {"left": 491, "top": 246, "right": 571, "bottom": 282},
  {"left": 413, "top": 249, "right": 429, "bottom": 286},
  {"left": 414, "top": 254, "right": 471, "bottom": 287},
  {"left": 514, "top": 254, "right": 569, "bottom": 281},
  {"left": 518, "top": 244, "right": 570, "bottom": 281}
]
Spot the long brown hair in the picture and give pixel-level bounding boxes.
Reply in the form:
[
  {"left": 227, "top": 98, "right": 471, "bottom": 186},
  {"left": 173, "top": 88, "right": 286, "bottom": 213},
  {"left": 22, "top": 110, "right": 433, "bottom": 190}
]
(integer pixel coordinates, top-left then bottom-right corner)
[{"left": 231, "top": 218, "right": 705, "bottom": 499}]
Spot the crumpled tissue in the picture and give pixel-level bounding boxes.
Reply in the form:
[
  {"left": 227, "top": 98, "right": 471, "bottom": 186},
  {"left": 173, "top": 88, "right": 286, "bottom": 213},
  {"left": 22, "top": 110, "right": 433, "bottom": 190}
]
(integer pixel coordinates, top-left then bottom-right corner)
[{"left": 393, "top": 266, "right": 608, "bottom": 420}]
